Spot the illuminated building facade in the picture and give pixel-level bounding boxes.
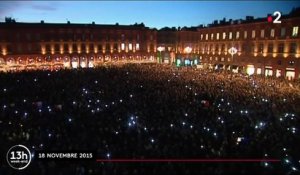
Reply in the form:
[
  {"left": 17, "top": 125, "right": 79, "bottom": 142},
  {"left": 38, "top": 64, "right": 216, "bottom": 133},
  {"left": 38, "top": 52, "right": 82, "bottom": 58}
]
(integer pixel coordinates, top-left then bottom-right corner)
[
  {"left": 0, "top": 12, "right": 299, "bottom": 79},
  {"left": 157, "top": 12, "right": 300, "bottom": 79},
  {"left": 196, "top": 15, "right": 300, "bottom": 79},
  {"left": 0, "top": 21, "right": 157, "bottom": 71},
  {"left": 157, "top": 27, "right": 200, "bottom": 66}
]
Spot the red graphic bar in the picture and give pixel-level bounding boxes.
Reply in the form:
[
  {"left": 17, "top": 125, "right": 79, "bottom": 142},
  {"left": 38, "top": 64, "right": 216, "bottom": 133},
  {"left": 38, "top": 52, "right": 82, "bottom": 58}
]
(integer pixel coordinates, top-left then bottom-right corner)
[{"left": 96, "top": 159, "right": 281, "bottom": 163}]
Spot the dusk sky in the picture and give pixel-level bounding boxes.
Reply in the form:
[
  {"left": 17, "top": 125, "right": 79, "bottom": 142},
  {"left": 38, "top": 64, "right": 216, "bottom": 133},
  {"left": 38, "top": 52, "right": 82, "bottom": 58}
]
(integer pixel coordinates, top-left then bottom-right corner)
[{"left": 0, "top": 1, "right": 299, "bottom": 29}]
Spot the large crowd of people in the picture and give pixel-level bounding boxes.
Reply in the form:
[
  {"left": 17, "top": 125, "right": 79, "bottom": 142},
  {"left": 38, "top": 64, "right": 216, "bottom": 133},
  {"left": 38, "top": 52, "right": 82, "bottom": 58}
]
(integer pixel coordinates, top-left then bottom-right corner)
[{"left": 0, "top": 63, "right": 299, "bottom": 175}]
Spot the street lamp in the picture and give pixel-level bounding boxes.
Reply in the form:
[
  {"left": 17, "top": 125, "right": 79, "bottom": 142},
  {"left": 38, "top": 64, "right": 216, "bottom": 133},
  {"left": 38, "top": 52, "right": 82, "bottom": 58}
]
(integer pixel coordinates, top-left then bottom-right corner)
[
  {"left": 228, "top": 46, "right": 237, "bottom": 72},
  {"left": 184, "top": 46, "right": 192, "bottom": 54},
  {"left": 228, "top": 46, "right": 237, "bottom": 61},
  {"left": 157, "top": 46, "right": 164, "bottom": 63},
  {"left": 184, "top": 46, "right": 192, "bottom": 66}
]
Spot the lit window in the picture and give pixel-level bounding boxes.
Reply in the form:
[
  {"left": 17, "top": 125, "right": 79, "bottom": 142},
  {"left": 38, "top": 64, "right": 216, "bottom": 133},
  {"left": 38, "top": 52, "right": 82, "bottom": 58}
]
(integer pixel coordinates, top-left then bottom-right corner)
[
  {"left": 280, "top": 28, "right": 286, "bottom": 37},
  {"left": 129, "top": 43, "right": 132, "bottom": 50},
  {"left": 89, "top": 44, "right": 94, "bottom": 52},
  {"left": 290, "top": 43, "right": 296, "bottom": 53},
  {"left": 278, "top": 43, "right": 284, "bottom": 53},
  {"left": 252, "top": 30, "right": 256, "bottom": 38},
  {"left": 201, "top": 34, "right": 203, "bottom": 40},
  {"left": 258, "top": 43, "right": 264, "bottom": 53},
  {"left": 136, "top": 43, "right": 140, "bottom": 51},
  {"left": 121, "top": 43, "right": 125, "bottom": 51},
  {"left": 216, "top": 33, "right": 219, "bottom": 40},
  {"left": 292, "top": 26, "right": 298, "bottom": 37},
  {"left": 236, "top": 31, "right": 240, "bottom": 39},
  {"left": 260, "top": 30, "right": 264, "bottom": 38},
  {"left": 221, "top": 44, "right": 225, "bottom": 52},
  {"left": 113, "top": 43, "right": 118, "bottom": 51},
  {"left": 270, "top": 29, "right": 275, "bottom": 38},
  {"left": 244, "top": 31, "right": 247, "bottom": 39},
  {"left": 229, "top": 32, "right": 232, "bottom": 39},
  {"left": 105, "top": 44, "right": 110, "bottom": 51},
  {"left": 98, "top": 45, "right": 102, "bottom": 51},
  {"left": 211, "top": 33, "right": 214, "bottom": 40},
  {"left": 81, "top": 44, "right": 86, "bottom": 51},
  {"left": 222, "top": 32, "right": 226, "bottom": 39},
  {"left": 267, "top": 44, "right": 273, "bottom": 53},
  {"left": 72, "top": 44, "right": 77, "bottom": 53},
  {"left": 251, "top": 44, "right": 255, "bottom": 53},
  {"left": 205, "top": 34, "right": 208, "bottom": 40}
]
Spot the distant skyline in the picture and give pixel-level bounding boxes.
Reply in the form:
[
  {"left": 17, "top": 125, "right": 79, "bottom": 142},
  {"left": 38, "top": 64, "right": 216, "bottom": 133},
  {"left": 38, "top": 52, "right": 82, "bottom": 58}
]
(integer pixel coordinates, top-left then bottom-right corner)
[{"left": 0, "top": 1, "right": 299, "bottom": 29}]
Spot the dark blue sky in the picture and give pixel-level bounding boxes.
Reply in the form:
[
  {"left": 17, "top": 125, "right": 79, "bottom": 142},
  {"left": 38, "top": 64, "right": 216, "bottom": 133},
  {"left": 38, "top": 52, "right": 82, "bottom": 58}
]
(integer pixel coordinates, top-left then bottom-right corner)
[{"left": 0, "top": 1, "right": 299, "bottom": 29}]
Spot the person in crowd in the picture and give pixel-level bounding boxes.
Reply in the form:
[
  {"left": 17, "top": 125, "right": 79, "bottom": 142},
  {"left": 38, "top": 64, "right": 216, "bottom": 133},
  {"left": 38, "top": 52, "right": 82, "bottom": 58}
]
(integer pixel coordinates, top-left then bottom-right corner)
[{"left": 0, "top": 64, "right": 299, "bottom": 175}]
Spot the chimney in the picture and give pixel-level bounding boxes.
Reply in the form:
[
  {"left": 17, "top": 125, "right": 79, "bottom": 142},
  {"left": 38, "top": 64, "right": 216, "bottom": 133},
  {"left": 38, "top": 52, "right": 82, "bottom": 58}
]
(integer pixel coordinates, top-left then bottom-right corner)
[{"left": 246, "top": 16, "right": 254, "bottom": 21}]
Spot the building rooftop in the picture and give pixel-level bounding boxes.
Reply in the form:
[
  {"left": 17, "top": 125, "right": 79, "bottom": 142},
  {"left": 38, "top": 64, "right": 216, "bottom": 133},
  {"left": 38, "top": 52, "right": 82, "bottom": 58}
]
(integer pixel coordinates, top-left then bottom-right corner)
[{"left": 0, "top": 20, "right": 150, "bottom": 30}]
